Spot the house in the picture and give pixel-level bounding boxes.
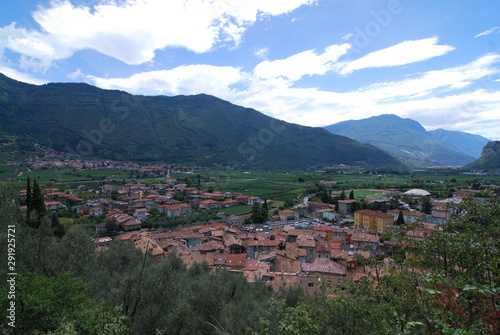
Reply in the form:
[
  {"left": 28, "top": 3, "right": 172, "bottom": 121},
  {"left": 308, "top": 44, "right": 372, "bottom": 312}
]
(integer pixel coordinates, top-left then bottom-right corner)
[
  {"left": 101, "top": 185, "right": 117, "bottom": 197},
  {"left": 430, "top": 201, "right": 456, "bottom": 224},
  {"left": 317, "top": 209, "right": 340, "bottom": 222},
  {"left": 76, "top": 205, "right": 92, "bottom": 215},
  {"left": 182, "top": 232, "right": 204, "bottom": 247},
  {"left": 338, "top": 200, "right": 357, "bottom": 215},
  {"left": 160, "top": 203, "right": 191, "bottom": 217},
  {"left": 109, "top": 201, "right": 130, "bottom": 213},
  {"left": 90, "top": 207, "right": 103, "bottom": 216},
  {"left": 354, "top": 209, "right": 394, "bottom": 232},
  {"left": 308, "top": 202, "right": 331, "bottom": 212},
  {"left": 201, "top": 192, "right": 225, "bottom": 201},
  {"left": 247, "top": 196, "right": 263, "bottom": 205},
  {"left": 279, "top": 210, "right": 299, "bottom": 221},
  {"left": 314, "top": 225, "right": 333, "bottom": 240},
  {"left": 330, "top": 228, "right": 349, "bottom": 243},
  {"left": 226, "top": 253, "right": 247, "bottom": 270},
  {"left": 301, "top": 258, "right": 346, "bottom": 277},
  {"left": 77, "top": 205, "right": 103, "bottom": 216},
  {"left": 297, "top": 236, "right": 316, "bottom": 263},
  {"left": 274, "top": 250, "right": 302, "bottom": 273},
  {"left": 315, "top": 239, "right": 334, "bottom": 259},
  {"left": 387, "top": 209, "right": 425, "bottom": 223},
  {"left": 245, "top": 238, "right": 280, "bottom": 259},
  {"left": 199, "top": 199, "right": 221, "bottom": 210},
  {"left": 331, "top": 250, "right": 370, "bottom": 272},
  {"left": 109, "top": 213, "right": 141, "bottom": 231},
  {"left": 43, "top": 188, "right": 61, "bottom": 195},
  {"left": 349, "top": 233, "right": 380, "bottom": 250},
  {"left": 44, "top": 201, "right": 64, "bottom": 211},
  {"left": 121, "top": 218, "right": 141, "bottom": 231},
  {"left": 133, "top": 208, "right": 148, "bottom": 221},
  {"left": 234, "top": 194, "right": 249, "bottom": 203},
  {"left": 226, "top": 215, "right": 244, "bottom": 227},
  {"left": 225, "top": 234, "right": 245, "bottom": 254},
  {"left": 130, "top": 235, "right": 165, "bottom": 262}
]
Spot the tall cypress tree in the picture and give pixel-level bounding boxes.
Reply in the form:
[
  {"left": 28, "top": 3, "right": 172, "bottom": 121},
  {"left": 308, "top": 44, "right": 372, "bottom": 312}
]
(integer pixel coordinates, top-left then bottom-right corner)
[
  {"left": 26, "top": 176, "right": 31, "bottom": 207},
  {"left": 26, "top": 176, "right": 32, "bottom": 220},
  {"left": 30, "top": 179, "right": 46, "bottom": 228},
  {"left": 339, "top": 190, "right": 346, "bottom": 201},
  {"left": 396, "top": 210, "right": 405, "bottom": 225},
  {"left": 349, "top": 190, "right": 355, "bottom": 200}
]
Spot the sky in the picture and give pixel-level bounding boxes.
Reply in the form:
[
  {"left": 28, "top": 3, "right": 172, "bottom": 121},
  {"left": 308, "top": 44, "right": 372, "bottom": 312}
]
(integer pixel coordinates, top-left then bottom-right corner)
[{"left": 0, "top": 0, "right": 499, "bottom": 140}]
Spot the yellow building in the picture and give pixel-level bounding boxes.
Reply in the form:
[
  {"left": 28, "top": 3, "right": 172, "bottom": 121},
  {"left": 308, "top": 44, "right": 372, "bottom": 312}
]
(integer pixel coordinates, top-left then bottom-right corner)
[{"left": 354, "top": 209, "right": 394, "bottom": 232}]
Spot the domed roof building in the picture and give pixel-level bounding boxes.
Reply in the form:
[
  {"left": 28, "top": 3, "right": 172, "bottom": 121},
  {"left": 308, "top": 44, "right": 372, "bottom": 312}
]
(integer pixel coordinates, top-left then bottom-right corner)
[{"left": 404, "top": 189, "right": 431, "bottom": 196}]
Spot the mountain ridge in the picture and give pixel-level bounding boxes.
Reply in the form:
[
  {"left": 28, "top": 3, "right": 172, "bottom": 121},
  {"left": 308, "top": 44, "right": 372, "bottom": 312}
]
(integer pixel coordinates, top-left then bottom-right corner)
[
  {"left": 324, "top": 114, "right": 490, "bottom": 167},
  {"left": 0, "top": 73, "right": 404, "bottom": 170}
]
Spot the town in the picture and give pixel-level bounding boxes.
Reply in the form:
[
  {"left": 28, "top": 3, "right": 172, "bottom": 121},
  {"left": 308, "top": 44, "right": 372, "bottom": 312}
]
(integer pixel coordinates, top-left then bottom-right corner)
[{"left": 11, "top": 156, "right": 498, "bottom": 295}]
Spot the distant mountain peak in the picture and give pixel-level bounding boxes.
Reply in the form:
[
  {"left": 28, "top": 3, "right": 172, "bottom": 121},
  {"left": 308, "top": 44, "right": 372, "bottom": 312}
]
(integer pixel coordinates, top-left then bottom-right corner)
[{"left": 324, "top": 114, "right": 489, "bottom": 167}]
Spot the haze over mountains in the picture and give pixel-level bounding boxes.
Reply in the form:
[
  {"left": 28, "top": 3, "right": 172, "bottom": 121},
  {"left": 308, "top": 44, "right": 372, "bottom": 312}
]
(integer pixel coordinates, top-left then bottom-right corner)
[
  {"left": 0, "top": 73, "right": 402, "bottom": 170},
  {"left": 324, "top": 114, "right": 490, "bottom": 167}
]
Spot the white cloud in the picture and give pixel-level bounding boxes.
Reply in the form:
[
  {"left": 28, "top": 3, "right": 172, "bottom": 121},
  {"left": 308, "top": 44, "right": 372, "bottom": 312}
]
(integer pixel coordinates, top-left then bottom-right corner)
[
  {"left": 67, "top": 68, "right": 83, "bottom": 80},
  {"left": 341, "top": 33, "right": 354, "bottom": 41},
  {"left": 254, "top": 47, "right": 269, "bottom": 60},
  {"left": 251, "top": 38, "right": 454, "bottom": 82},
  {"left": 0, "top": 63, "right": 48, "bottom": 84},
  {"left": 0, "top": 0, "right": 316, "bottom": 69},
  {"left": 355, "top": 54, "right": 500, "bottom": 101},
  {"left": 87, "top": 64, "right": 244, "bottom": 98},
  {"left": 254, "top": 43, "right": 351, "bottom": 81},
  {"left": 339, "top": 38, "right": 455, "bottom": 74},
  {"left": 78, "top": 52, "right": 500, "bottom": 139},
  {"left": 474, "top": 26, "right": 500, "bottom": 38}
]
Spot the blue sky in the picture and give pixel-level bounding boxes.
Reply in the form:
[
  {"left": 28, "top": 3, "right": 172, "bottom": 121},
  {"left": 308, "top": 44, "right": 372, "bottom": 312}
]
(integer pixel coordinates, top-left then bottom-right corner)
[{"left": 1, "top": 0, "right": 499, "bottom": 140}]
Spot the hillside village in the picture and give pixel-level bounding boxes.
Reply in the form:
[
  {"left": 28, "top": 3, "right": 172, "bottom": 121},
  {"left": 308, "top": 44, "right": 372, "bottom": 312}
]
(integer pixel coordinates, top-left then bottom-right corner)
[{"left": 18, "top": 173, "right": 495, "bottom": 294}]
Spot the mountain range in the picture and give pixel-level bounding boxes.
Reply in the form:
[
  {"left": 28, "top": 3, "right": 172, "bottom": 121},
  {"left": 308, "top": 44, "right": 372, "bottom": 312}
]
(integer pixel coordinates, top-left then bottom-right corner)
[
  {"left": 324, "top": 114, "right": 490, "bottom": 167},
  {"left": 0, "top": 73, "right": 403, "bottom": 170}
]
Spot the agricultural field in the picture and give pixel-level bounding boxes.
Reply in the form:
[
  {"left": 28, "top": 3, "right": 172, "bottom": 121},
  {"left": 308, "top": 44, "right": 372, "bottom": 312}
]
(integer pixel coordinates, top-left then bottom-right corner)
[{"left": 1, "top": 163, "right": 499, "bottom": 203}]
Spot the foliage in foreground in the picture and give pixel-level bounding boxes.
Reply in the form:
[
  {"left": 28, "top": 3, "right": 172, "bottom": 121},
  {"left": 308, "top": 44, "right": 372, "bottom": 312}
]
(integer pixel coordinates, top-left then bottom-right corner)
[{"left": 0, "top": 184, "right": 498, "bottom": 334}]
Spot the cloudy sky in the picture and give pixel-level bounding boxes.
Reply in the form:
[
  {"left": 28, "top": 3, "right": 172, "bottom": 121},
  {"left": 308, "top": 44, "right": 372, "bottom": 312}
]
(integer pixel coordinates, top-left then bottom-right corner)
[{"left": 1, "top": 0, "right": 499, "bottom": 139}]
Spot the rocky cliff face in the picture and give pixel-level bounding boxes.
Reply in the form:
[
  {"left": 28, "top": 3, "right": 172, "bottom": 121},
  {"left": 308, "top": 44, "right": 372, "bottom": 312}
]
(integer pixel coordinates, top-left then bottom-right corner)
[
  {"left": 466, "top": 140, "right": 500, "bottom": 169},
  {"left": 481, "top": 141, "right": 500, "bottom": 156}
]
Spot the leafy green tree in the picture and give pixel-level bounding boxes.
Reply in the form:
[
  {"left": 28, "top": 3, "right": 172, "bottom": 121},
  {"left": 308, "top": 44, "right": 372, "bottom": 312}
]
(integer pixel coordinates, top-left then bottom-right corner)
[
  {"left": 250, "top": 203, "right": 267, "bottom": 224},
  {"left": 421, "top": 196, "right": 432, "bottom": 214},
  {"left": 105, "top": 218, "right": 119, "bottom": 233},
  {"left": 0, "top": 271, "right": 130, "bottom": 334},
  {"left": 51, "top": 212, "right": 66, "bottom": 238}
]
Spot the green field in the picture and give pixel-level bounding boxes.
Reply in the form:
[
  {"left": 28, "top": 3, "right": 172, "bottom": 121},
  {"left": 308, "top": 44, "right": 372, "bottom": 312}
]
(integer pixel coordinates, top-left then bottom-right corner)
[
  {"left": 2, "top": 164, "right": 500, "bottom": 202},
  {"left": 217, "top": 205, "right": 253, "bottom": 216},
  {"left": 0, "top": 167, "right": 129, "bottom": 192}
]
